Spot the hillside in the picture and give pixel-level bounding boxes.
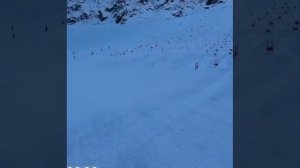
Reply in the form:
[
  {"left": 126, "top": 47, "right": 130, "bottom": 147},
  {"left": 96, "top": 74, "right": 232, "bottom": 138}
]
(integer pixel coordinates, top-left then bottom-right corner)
[
  {"left": 67, "top": 0, "right": 232, "bottom": 167},
  {"left": 67, "top": 0, "right": 226, "bottom": 24}
]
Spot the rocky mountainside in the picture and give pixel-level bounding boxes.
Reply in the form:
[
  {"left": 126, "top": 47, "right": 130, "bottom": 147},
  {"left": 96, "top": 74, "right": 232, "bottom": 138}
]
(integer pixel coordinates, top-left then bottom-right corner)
[{"left": 67, "top": 0, "right": 225, "bottom": 25}]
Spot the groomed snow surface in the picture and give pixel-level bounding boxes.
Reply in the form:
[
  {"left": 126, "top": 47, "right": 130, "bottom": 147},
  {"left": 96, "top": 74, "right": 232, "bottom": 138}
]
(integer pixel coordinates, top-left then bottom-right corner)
[{"left": 67, "top": 2, "right": 232, "bottom": 168}]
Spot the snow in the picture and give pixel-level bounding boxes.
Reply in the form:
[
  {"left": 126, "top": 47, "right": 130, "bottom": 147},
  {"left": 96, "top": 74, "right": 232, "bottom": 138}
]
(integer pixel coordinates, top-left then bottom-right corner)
[{"left": 67, "top": 1, "right": 232, "bottom": 168}]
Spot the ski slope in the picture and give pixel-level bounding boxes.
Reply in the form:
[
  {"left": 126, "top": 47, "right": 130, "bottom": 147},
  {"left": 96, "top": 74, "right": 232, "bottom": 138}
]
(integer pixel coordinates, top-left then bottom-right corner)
[{"left": 67, "top": 2, "right": 232, "bottom": 168}]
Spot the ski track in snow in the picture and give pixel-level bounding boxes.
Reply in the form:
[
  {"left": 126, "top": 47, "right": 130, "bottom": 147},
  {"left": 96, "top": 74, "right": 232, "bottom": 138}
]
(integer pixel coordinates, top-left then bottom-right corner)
[{"left": 67, "top": 2, "right": 232, "bottom": 168}]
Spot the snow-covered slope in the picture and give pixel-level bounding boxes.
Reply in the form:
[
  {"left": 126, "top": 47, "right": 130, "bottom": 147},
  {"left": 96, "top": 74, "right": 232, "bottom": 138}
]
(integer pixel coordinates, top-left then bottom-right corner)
[
  {"left": 67, "top": 1, "right": 232, "bottom": 167},
  {"left": 67, "top": 0, "right": 226, "bottom": 24}
]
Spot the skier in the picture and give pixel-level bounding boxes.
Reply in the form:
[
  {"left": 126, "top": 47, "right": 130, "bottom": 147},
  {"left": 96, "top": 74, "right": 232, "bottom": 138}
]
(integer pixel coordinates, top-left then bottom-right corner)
[{"left": 195, "top": 61, "right": 199, "bottom": 71}]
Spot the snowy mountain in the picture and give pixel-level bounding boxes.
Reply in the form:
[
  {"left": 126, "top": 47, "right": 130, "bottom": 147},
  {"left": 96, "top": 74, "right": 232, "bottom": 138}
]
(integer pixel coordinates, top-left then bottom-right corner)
[
  {"left": 67, "top": 0, "right": 226, "bottom": 24},
  {"left": 67, "top": 0, "right": 232, "bottom": 167}
]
